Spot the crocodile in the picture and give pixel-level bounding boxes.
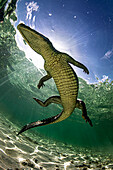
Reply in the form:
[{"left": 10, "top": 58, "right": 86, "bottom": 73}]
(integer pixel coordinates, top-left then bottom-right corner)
[{"left": 17, "top": 23, "right": 93, "bottom": 135}]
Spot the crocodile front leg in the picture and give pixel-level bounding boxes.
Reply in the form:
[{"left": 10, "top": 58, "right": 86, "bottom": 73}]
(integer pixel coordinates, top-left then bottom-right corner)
[
  {"left": 76, "top": 99, "right": 93, "bottom": 127},
  {"left": 66, "top": 55, "right": 89, "bottom": 74},
  {"left": 38, "top": 73, "right": 52, "bottom": 89}
]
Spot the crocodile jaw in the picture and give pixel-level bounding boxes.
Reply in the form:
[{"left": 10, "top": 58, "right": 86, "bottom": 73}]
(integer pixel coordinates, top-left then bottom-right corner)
[
  {"left": 17, "top": 23, "right": 55, "bottom": 58},
  {"left": 17, "top": 23, "right": 47, "bottom": 42}
]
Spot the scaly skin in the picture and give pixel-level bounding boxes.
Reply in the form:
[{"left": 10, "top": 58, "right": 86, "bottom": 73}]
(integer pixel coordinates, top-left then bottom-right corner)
[{"left": 17, "top": 23, "right": 93, "bottom": 135}]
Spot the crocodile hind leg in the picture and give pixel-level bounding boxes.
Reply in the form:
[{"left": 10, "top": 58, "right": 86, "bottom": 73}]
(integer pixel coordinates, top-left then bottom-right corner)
[
  {"left": 33, "top": 96, "right": 62, "bottom": 107},
  {"left": 17, "top": 96, "right": 62, "bottom": 135},
  {"left": 76, "top": 99, "right": 93, "bottom": 127}
]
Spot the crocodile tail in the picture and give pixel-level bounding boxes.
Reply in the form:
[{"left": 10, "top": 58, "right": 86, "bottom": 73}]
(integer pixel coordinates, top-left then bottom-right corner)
[{"left": 17, "top": 111, "right": 63, "bottom": 136}]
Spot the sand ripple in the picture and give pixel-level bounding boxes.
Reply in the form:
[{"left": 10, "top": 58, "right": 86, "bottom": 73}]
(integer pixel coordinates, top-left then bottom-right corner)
[{"left": 0, "top": 113, "right": 113, "bottom": 169}]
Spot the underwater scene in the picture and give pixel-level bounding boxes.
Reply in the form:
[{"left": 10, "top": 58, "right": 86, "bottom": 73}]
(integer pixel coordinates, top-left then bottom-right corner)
[{"left": 0, "top": 0, "right": 113, "bottom": 169}]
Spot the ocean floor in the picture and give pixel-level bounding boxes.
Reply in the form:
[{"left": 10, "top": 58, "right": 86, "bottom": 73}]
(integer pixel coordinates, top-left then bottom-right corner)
[{"left": 0, "top": 113, "right": 113, "bottom": 170}]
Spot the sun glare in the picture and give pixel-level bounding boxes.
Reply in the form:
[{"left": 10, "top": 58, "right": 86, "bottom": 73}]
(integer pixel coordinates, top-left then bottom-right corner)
[{"left": 51, "top": 39, "right": 69, "bottom": 53}]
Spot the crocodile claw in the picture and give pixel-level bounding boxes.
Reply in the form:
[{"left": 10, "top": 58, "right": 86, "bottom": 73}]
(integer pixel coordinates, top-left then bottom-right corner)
[
  {"left": 82, "top": 115, "right": 93, "bottom": 127},
  {"left": 38, "top": 82, "right": 45, "bottom": 89}
]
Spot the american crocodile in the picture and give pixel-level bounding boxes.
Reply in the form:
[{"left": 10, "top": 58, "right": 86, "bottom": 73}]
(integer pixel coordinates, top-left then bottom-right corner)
[{"left": 17, "top": 23, "right": 93, "bottom": 135}]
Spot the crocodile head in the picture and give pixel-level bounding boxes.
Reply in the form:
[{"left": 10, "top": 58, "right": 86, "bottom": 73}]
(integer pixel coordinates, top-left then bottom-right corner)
[{"left": 17, "top": 23, "right": 53, "bottom": 56}]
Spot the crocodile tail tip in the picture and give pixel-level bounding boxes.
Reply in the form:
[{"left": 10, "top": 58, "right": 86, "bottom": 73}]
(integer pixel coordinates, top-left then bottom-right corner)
[
  {"left": 17, "top": 124, "right": 28, "bottom": 136},
  {"left": 17, "top": 112, "right": 62, "bottom": 135}
]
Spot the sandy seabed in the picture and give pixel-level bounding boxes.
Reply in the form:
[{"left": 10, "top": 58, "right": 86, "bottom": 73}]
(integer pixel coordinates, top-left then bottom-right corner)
[{"left": 0, "top": 113, "right": 113, "bottom": 170}]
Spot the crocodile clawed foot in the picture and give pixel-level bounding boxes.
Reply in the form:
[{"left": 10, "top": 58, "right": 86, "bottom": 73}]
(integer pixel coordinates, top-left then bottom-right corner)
[
  {"left": 37, "top": 82, "right": 45, "bottom": 89},
  {"left": 82, "top": 115, "right": 93, "bottom": 127},
  {"left": 83, "top": 67, "right": 89, "bottom": 74}
]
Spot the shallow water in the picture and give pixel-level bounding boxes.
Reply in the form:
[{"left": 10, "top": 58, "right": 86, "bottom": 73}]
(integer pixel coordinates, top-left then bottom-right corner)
[
  {"left": 0, "top": 1, "right": 113, "bottom": 169},
  {"left": 0, "top": 112, "right": 113, "bottom": 169}
]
